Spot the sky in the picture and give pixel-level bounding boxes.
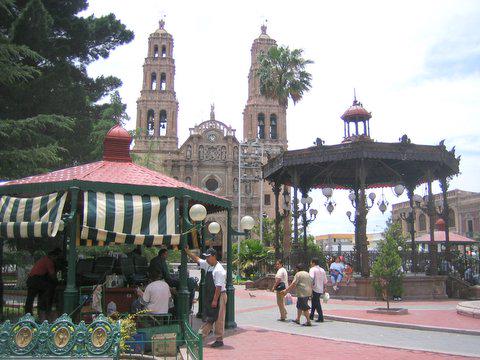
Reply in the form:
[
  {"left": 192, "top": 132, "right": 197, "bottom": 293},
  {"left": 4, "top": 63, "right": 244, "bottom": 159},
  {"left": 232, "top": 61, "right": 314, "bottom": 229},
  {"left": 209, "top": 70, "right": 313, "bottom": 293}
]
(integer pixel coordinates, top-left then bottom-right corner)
[{"left": 83, "top": 0, "right": 480, "bottom": 235}]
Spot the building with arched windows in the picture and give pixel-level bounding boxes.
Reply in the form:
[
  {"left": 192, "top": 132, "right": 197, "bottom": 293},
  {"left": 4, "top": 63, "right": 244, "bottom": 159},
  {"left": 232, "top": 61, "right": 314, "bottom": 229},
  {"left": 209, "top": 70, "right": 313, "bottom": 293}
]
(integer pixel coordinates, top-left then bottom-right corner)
[
  {"left": 392, "top": 189, "right": 480, "bottom": 240},
  {"left": 133, "top": 21, "right": 288, "bottom": 257}
]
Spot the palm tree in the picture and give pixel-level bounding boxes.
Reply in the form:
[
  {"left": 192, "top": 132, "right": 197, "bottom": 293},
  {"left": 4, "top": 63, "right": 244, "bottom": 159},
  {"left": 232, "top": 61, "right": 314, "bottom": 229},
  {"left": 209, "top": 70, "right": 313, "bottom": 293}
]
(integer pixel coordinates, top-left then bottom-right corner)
[{"left": 257, "top": 45, "right": 313, "bottom": 107}]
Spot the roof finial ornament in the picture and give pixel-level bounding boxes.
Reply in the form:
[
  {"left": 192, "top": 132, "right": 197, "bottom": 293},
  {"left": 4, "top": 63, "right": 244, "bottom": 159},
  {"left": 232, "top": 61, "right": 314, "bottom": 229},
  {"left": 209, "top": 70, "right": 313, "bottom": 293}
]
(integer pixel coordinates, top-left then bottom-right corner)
[
  {"left": 261, "top": 19, "right": 268, "bottom": 35},
  {"left": 159, "top": 14, "right": 166, "bottom": 29},
  {"left": 210, "top": 103, "right": 215, "bottom": 120},
  {"left": 353, "top": 88, "right": 358, "bottom": 105}
]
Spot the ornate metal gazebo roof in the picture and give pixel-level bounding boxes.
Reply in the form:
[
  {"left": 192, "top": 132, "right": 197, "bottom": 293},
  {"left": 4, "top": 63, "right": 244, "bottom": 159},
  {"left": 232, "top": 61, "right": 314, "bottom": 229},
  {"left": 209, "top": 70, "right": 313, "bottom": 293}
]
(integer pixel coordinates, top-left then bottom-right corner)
[{"left": 263, "top": 137, "right": 459, "bottom": 190}]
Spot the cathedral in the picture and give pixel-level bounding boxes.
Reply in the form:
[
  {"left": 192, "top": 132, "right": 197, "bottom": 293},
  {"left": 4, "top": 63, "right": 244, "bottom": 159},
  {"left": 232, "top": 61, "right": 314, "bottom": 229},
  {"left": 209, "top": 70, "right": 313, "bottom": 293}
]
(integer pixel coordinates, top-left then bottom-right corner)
[{"left": 133, "top": 20, "right": 288, "bottom": 257}]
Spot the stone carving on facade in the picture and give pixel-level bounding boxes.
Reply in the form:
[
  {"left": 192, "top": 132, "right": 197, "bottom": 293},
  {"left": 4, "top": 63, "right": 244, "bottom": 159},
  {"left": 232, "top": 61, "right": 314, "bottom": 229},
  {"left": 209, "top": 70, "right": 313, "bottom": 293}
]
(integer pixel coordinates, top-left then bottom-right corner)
[
  {"left": 186, "top": 144, "right": 192, "bottom": 160},
  {"left": 198, "top": 145, "right": 204, "bottom": 160},
  {"left": 233, "top": 178, "right": 238, "bottom": 193},
  {"left": 233, "top": 146, "right": 238, "bottom": 161},
  {"left": 245, "top": 182, "right": 251, "bottom": 195},
  {"left": 221, "top": 146, "right": 226, "bottom": 160}
]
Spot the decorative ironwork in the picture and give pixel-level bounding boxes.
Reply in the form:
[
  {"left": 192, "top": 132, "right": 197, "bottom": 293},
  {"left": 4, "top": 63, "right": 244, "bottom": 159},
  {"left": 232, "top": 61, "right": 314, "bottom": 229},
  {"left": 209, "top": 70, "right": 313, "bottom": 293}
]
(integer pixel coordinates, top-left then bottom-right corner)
[{"left": 0, "top": 313, "right": 120, "bottom": 358}]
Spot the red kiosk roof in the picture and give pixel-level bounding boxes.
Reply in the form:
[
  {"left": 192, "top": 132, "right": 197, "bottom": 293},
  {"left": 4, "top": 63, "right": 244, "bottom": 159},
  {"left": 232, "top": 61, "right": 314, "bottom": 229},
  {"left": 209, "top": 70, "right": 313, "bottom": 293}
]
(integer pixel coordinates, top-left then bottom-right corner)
[{"left": 3, "top": 125, "right": 226, "bottom": 201}]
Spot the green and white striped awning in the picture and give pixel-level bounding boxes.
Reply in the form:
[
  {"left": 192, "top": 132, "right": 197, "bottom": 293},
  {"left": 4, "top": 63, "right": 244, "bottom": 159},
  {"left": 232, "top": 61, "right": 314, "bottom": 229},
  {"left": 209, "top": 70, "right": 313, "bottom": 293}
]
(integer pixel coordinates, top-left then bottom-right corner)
[
  {"left": 80, "top": 191, "right": 180, "bottom": 247},
  {"left": 0, "top": 192, "right": 67, "bottom": 239}
]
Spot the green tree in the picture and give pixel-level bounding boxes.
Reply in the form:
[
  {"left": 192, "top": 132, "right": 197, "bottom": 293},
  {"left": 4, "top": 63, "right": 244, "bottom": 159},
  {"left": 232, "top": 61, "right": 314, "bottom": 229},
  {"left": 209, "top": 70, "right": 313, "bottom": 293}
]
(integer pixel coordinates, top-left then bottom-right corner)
[
  {"left": 0, "top": 0, "right": 43, "bottom": 85},
  {"left": 233, "top": 238, "right": 273, "bottom": 279},
  {"left": 372, "top": 222, "right": 404, "bottom": 309},
  {"left": 257, "top": 45, "right": 313, "bottom": 107},
  {"left": 251, "top": 217, "right": 284, "bottom": 248},
  {"left": 0, "top": 115, "right": 74, "bottom": 179},
  {"left": 89, "top": 91, "right": 130, "bottom": 159},
  {"left": 0, "top": 0, "right": 134, "bottom": 178}
]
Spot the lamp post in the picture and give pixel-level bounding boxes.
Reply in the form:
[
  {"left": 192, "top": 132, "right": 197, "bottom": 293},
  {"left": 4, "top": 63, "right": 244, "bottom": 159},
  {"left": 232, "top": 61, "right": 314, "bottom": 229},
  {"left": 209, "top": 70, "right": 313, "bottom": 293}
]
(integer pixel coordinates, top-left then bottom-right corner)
[
  {"left": 300, "top": 194, "right": 317, "bottom": 259},
  {"left": 346, "top": 189, "right": 377, "bottom": 274},
  {"left": 229, "top": 214, "right": 255, "bottom": 328}
]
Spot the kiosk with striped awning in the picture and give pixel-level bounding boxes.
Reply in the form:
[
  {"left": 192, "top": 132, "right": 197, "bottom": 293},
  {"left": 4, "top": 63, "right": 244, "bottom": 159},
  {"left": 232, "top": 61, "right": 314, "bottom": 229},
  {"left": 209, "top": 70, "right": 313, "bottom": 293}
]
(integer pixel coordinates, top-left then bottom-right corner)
[
  {"left": 0, "top": 192, "right": 66, "bottom": 239},
  {"left": 0, "top": 125, "right": 233, "bottom": 326},
  {"left": 80, "top": 191, "right": 180, "bottom": 247}
]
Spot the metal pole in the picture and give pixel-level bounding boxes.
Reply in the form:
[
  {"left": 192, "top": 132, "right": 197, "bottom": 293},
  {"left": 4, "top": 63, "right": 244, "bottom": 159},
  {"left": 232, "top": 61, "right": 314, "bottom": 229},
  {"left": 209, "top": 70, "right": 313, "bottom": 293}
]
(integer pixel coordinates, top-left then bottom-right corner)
[
  {"left": 440, "top": 178, "right": 451, "bottom": 264},
  {"left": 225, "top": 208, "right": 237, "bottom": 328},
  {"left": 273, "top": 184, "right": 281, "bottom": 259},
  {"left": 427, "top": 176, "right": 438, "bottom": 275},
  {"left": 64, "top": 187, "right": 80, "bottom": 315},
  {"left": 260, "top": 144, "right": 264, "bottom": 244},
  {"left": 196, "top": 220, "right": 206, "bottom": 319},
  {"left": 178, "top": 195, "right": 191, "bottom": 322},
  {"left": 237, "top": 142, "right": 242, "bottom": 281},
  {"left": 407, "top": 186, "right": 417, "bottom": 274}
]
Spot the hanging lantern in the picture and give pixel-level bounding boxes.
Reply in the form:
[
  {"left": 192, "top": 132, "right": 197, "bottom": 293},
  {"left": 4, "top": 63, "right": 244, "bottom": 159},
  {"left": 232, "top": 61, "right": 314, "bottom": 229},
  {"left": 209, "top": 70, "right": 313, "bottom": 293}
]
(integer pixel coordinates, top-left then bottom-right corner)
[
  {"left": 393, "top": 184, "right": 405, "bottom": 197},
  {"left": 348, "top": 192, "right": 356, "bottom": 202},
  {"left": 322, "top": 187, "right": 333, "bottom": 198}
]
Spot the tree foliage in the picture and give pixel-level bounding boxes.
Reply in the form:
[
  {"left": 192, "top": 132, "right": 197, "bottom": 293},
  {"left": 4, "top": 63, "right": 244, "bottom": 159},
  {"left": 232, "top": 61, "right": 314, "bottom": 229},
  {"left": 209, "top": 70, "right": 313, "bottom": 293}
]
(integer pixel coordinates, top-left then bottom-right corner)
[
  {"left": 0, "top": 0, "right": 134, "bottom": 179},
  {"left": 257, "top": 45, "right": 313, "bottom": 107},
  {"left": 233, "top": 238, "right": 273, "bottom": 279},
  {"left": 372, "top": 222, "right": 405, "bottom": 309},
  {"left": 0, "top": 114, "right": 74, "bottom": 179}
]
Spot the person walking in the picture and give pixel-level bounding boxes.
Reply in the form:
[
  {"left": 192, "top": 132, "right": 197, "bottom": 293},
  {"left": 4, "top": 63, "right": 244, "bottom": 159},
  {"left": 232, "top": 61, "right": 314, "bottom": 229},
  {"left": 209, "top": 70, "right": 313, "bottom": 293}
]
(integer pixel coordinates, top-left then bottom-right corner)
[
  {"left": 185, "top": 247, "right": 226, "bottom": 348},
  {"left": 271, "top": 259, "right": 288, "bottom": 321},
  {"left": 309, "top": 258, "right": 327, "bottom": 322},
  {"left": 282, "top": 263, "right": 312, "bottom": 326},
  {"left": 329, "top": 256, "right": 345, "bottom": 291}
]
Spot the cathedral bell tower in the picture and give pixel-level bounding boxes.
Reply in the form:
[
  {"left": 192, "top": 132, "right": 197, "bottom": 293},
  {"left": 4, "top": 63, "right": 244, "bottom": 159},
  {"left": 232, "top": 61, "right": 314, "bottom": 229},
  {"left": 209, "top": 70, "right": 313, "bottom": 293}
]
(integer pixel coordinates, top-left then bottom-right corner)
[
  {"left": 243, "top": 24, "right": 287, "bottom": 148},
  {"left": 134, "top": 19, "right": 179, "bottom": 157}
]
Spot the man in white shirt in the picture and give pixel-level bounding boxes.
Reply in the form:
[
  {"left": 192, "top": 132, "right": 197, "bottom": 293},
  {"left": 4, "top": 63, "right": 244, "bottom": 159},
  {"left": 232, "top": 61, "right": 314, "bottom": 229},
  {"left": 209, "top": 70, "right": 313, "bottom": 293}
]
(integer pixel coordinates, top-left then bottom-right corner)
[
  {"left": 136, "top": 270, "right": 171, "bottom": 314},
  {"left": 309, "top": 258, "right": 327, "bottom": 322},
  {"left": 185, "top": 247, "right": 226, "bottom": 348},
  {"left": 271, "top": 259, "right": 288, "bottom": 321}
]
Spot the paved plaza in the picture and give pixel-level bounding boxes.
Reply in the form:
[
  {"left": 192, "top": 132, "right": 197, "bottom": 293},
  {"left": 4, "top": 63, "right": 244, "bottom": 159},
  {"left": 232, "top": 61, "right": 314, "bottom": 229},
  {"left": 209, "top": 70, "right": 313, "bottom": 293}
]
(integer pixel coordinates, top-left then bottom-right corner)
[{"left": 194, "top": 286, "right": 480, "bottom": 359}]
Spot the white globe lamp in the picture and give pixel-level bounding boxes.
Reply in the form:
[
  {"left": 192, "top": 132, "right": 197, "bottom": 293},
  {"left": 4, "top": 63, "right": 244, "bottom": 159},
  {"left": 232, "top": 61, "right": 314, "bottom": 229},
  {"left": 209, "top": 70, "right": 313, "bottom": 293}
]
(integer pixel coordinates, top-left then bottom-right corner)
[
  {"left": 208, "top": 222, "right": 221, "bottom": 235},
  {"left": 240, "top": 216, "right": 255, "bottom": 231},
  {"left": 189, "top": 204, "right": 207, "bottom": 222}
]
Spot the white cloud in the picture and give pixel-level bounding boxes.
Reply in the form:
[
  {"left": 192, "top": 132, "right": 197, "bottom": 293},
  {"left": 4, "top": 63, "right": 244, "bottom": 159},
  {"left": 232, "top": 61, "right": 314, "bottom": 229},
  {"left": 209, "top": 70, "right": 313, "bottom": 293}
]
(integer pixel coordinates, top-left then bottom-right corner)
[{"left": 83, "top": 0, "right": 480, "bottom": 234}]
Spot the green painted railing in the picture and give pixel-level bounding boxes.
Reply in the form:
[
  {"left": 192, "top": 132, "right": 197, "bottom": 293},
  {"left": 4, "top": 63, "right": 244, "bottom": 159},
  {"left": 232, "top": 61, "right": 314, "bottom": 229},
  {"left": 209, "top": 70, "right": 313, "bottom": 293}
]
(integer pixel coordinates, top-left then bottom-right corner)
[
  {"left": 182, "top": 321, "right": 202, "bottom": 360},
  {"left": 0, "top": 313, "right": 120, "bottom": 358}
]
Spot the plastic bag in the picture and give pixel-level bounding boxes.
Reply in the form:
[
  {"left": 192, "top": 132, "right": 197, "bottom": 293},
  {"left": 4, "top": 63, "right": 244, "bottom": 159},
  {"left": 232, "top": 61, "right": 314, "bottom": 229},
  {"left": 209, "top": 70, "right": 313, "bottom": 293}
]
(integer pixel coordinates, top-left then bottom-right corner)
[
  {"left": 323, "top": 292, "right": 330, "bottom": 303},
  {"left": 284, "top": 293, "right": 293, "bottom": 305}
]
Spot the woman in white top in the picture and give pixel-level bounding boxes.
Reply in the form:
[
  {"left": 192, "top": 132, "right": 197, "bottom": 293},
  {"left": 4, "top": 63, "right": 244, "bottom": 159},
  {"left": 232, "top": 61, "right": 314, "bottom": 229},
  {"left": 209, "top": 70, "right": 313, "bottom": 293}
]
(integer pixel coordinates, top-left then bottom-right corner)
[{"left": 271, "top": 259, "right": 289, "bottom": 321}]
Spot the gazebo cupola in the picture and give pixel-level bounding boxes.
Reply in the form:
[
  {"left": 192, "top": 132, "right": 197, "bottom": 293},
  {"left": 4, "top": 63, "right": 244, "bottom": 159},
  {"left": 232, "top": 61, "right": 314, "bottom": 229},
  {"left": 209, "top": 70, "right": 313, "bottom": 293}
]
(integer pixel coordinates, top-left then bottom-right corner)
[
  {"left": 103, "top": 124, "right": 132, "bottom": 162},
  {"left": 341, "top": 91, "right": 372, "bottom": 142}
]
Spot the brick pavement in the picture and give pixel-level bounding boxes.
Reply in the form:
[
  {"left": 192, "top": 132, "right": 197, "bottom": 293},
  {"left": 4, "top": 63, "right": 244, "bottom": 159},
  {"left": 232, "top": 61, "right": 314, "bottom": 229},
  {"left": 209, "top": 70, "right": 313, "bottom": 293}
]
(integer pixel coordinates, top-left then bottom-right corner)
[{"left": 203, "top": 326, "right": 479, "bottom": 360}]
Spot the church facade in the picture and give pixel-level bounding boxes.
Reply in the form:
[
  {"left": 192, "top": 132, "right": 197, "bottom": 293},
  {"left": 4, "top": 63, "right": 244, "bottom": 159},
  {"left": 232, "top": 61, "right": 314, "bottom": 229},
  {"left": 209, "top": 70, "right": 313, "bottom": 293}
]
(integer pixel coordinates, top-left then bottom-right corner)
[{"left": 133, "top": 20, "right": 288, "bottom": 257}]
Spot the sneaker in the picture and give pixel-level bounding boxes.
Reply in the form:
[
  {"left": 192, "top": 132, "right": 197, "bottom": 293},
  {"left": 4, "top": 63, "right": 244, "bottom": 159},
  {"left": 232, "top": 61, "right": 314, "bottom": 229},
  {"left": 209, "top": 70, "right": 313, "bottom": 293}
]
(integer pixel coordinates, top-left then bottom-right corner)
[
  {"left": 302, "top": 322, "right": 312, "bottom": 327},
  {"left": 277, "top": 318, "right": 286, "bottom": 322},
  {"left": 309, "top": 315, "right": 314, "bottom": 320},
  {"left": 211, "top": 340, "right": 224, "bottom": 348},
  {"left": 316, "top": 319, "right": 324, "bottom": 323}
]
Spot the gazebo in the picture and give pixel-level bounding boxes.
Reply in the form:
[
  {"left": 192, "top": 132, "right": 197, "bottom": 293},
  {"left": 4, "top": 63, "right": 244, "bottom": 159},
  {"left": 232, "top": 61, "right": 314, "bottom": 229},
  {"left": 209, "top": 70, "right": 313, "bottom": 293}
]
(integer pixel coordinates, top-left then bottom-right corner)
[
  {"left": 0, "top": 125, "right": 238, "bottom": 328},
  {"left": 263, "top": 96, "right": 460, "bottom": 277}
]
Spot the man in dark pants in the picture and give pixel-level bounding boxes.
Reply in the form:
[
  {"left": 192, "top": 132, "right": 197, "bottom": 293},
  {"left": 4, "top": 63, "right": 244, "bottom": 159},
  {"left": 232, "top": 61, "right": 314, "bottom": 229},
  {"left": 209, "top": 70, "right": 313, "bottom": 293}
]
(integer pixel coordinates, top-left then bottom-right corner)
[
  {"left": 309, "top": 258, "right": 327, "bottom": 322},
  {"left": 25, "top": 248, "right": 61, "bottom": 321}
]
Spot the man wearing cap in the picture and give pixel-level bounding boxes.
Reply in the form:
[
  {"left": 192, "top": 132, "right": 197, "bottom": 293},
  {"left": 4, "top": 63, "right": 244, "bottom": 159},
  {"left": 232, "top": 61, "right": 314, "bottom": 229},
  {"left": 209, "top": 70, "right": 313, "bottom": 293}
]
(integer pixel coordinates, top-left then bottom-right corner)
[{"left": 185, "top": 247, "right": 226, "bottom": 348}]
